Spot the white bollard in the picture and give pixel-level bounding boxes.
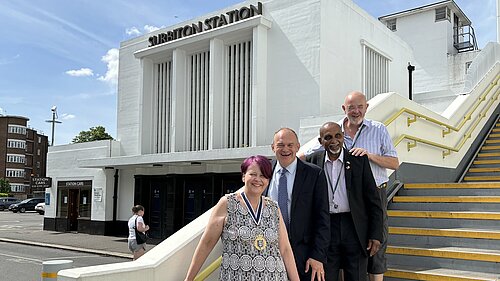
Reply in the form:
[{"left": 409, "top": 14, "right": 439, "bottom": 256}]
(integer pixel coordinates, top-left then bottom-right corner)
[{"left": 41, "top": 260, "right": 73, "bottom": 280}]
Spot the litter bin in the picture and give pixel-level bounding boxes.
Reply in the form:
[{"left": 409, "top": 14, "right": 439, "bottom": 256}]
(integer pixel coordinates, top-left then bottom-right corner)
[{"left": 41, "top": 259, "right": 73, "bottom": 280}]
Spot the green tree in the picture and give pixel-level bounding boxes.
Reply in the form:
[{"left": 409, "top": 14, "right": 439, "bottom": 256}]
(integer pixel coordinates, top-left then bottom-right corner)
[
  {"left": 0, "top": 178, "right": 10, "bottom": 193},
  {"left": 72, "top": 126, "right": 113, "bottom": 143}
]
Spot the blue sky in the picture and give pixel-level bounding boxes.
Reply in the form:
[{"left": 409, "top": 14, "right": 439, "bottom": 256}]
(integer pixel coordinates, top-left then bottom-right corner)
[{"left": 0, "top": 0, "right": 496, "bottom": 145}]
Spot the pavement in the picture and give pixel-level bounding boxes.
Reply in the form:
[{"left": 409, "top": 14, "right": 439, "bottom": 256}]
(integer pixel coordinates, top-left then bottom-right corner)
[{"left": 0, "top": 213, "right": 158, "bottom": 260}]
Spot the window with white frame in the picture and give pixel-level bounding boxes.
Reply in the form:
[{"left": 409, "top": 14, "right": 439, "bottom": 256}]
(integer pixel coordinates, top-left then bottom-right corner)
[
  {"left": 8, "top": 125, "right": 26, "bottom": 135},
  {"left": 7, "top": 139, "right": 26, "bottom": 149},
  {"left": 386, "top": 19, "right": 397, "bottom": 31},
  {"left": 7, "top": 154, "right": 25, "bottom": 164},
  {"left": 6, "top": 169, "right": 25, "bottom": 178},
  {"left": 38, "top": 136, "right": 42, "bottom": 143},
  {"left": 152, "top": 60, "right": 173, "bottom": 153},
  {"left": 225, "top": 40, "right": 252, "bottom": 149},
  {"left": 362, "top": 42, "right": 390, "bottom": 100},
  {"left": 10, "top": 184, "right": 25, "bottom": 192},
  {"left": 435, "top": 7, "right": 450, "bottom": 22},
  {"left": 187, "top": 50, "right": 210, "bottom": 151}
]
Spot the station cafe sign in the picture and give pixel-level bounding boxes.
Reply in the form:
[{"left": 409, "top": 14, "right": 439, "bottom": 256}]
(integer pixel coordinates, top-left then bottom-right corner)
[
  {"left": 148, "top": 2, "right": 263, "bottom": 47},
  {"left": 31, "top": 177, "right": 52, "bottom": 189}
]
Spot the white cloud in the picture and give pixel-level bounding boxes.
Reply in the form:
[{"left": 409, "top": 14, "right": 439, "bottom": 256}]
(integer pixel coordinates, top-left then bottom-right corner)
[
  {"left": 66, "top": 68, "right": 94, "bottom": 77},
  {"left": 144, "top": 24, "right": 163, "bottom": 33},
  {"left": 61, "top": 113, "right": 76, "bottom": 120},
  {"left": 126, "top": 26, "right": 141, "bottom": 36},
  {"left": 98, "top": 48, "right": 119, "bottom": 86},
  {"left": 0, "top": 54, "right": 20, "bottom": 65}
]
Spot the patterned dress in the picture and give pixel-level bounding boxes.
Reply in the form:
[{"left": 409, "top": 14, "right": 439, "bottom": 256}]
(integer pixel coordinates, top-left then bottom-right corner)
[{"left": 220, "top": 193, "right": 288, "bottom": 281}]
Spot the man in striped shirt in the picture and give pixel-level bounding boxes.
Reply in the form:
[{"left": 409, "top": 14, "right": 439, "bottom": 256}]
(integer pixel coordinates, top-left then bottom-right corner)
[{"left": 300, "top": 91, "right": 399, "bottom": 281}]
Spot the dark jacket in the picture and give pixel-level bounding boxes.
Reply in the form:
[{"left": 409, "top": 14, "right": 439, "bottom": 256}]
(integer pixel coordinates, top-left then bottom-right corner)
[
  {"left": 306, "top": 149, "right": 383, "bottom": 255},
  {"left": 266, "top": 158, "right": 330, "bottom": 275}
]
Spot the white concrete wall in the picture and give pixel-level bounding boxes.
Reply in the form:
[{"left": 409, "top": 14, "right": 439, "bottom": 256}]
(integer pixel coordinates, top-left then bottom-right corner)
[
  {"left": 319, "top": 0, "right": 413, "bottom": 116},
  {"left": 391, "top": 8, "right": 454, "bottom": 96}
]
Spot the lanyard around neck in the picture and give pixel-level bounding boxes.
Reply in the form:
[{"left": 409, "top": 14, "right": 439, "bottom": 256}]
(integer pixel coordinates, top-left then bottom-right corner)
[
  {"left": 324, "top": 158, "right": 344, "bottom": 201},
  {"left": 344, "top": 123, "right": 364, "bottom": 150}
]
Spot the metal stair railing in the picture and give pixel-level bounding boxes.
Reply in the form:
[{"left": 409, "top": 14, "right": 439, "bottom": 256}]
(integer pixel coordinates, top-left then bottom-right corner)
[
  {"left": 385, "top": 73, "right": 499, "bottom": 158},
  {"left": 457, "top": 114, "right": 500, "bottom": 182}
]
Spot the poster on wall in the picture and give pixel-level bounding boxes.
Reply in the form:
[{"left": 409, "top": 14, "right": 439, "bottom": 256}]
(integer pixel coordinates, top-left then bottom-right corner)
[
  {"left": 94, "top": 187, "right": 102, "bottom": 202},
  {"left": 45, "top": 193, "right": 50, "bottom": 205}
]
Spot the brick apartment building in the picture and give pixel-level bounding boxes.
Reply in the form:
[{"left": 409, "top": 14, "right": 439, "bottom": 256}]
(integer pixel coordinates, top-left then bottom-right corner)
[{"left": 0, "top": 115, "right": 49, "bottom": 199}]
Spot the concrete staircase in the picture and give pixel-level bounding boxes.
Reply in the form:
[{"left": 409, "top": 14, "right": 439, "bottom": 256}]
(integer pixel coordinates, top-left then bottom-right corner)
[
  {"left": 385, "top": 117, "right": 500, "bottom": 280},
  {"left": 385, "top": 182, "right": 500, "bottom": 280},
  {"left": 463, "top": 122, "right": 500, "bottom": 182}
]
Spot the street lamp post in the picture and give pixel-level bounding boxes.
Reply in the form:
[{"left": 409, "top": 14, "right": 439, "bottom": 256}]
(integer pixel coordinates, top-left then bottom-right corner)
[{"left": 45, "top": 106, "right": 62, "bottom": 146}]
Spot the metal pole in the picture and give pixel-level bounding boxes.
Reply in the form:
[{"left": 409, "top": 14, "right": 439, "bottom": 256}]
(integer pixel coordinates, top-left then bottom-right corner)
[
  {"left": 45, "top": 106, "right": 62, "bottom": 146},
  {"left": 407, "top": 63, "right": 415, "bottom": 100},
  {"left": 50, "top": 110, "right": 55, "bottom": 146}
]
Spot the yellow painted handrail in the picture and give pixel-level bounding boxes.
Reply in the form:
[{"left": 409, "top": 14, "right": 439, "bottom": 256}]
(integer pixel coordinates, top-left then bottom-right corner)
[
  {"left": 384, "top": 74, "right": 500, "bottom": 137},
  {"left": 194, "top": 256, "right": 222, "bottom": 281},
  {"left": 387, "top": 73, "right": 500, "bottom": 158}
]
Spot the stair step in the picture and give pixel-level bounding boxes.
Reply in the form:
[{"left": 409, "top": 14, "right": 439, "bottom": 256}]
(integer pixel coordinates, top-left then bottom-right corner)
[
  {"left": 387, "top": 245, "right": 500, "bottom": 263},
  {"left": 398, "top": 188, "right": 500, "bottom": 196},
  {"left": 392, "top": 196, "right": 500, "bottom": 203},
  {"left": 468, "top": 167, "right": 500, "bottom": 173},
  {"left": 404, "top": 182, "right": 500, "bottom": 189},
  {"left": 491, "top": 128, "right": 500, "bottom": 133},
  {"left": 389, "top": 227, "right": 500, "bottom": 250},
  {"left": 487, "top": 133, "right": 500, "bottom": 138},
  {"left": 484, "top": 139, "right": 500, "bottom": 144},
  {"left": 389, "top": 202, "right": 500, "bottom": 212},
  {"left": 477, "top": 152, "right": 500, "bottom": 157},
  {"left": 389, "top": 226, "right": 500, "bottom": 240},
  {"left": 386, "top": 267, "right": 499, "bottom": 281},
  {"left": 473, "top": 159, "right": 500, "bottom": 164},
  {"left": 480, "top": 145, "right": 500, "bottom": 150},
  {"left": 388, "top": 210, "right": 500, "bottom": 220},
  {"left": 463, "top": 176, "right": 500, "bottom": 181}
]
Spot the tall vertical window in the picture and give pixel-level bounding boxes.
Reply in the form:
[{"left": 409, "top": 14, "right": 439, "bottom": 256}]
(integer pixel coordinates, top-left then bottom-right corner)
[
  {"left": 187, "top": 51, "right": 210, "bottom": 151},
  {"left": 362, "top": 41, "right": 390, "bottom": 100},
  {"left": 225, "top": 40, "right": 252, "bottom": 149},
  {"left": 153, "top": 61, "right": 172, "bottom": 153}
]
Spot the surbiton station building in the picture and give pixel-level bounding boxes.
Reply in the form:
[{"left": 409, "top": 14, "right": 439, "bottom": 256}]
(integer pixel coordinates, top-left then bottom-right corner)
[{"left": 44, "top": 0, "right": 483, "bottom": 238}]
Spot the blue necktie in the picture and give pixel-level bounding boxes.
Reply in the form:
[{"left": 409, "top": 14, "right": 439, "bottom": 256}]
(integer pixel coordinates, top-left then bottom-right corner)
[{"left": 278, "top": 168, "right": 289, "bottom": 230}]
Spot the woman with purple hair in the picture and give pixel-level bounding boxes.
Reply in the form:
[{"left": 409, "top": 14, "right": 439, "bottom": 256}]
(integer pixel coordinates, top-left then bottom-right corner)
[{"left": 185, "top": 155, "right": 299, "bottom": 281}]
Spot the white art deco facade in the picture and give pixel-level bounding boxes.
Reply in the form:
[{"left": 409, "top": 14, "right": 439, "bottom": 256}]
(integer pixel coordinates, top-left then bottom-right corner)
[{"left": 45, "top": 0, "right": 476, "bottom": 238}]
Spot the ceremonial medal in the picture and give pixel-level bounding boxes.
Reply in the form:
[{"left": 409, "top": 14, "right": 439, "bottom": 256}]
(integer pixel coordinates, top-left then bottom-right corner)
[{"left": 254, "top": 234, "right": 267, "bottom": 251}]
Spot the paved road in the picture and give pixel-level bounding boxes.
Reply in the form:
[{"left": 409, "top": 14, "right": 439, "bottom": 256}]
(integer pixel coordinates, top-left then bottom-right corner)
[
  {"left": 0, "top": 211, "right": 136, "bottom": 258},
  {"left": 0, "top": 241, "right": 129, "bottom": 281}
]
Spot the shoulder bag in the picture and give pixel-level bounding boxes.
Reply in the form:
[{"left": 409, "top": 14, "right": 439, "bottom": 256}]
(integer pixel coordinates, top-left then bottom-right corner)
[{"left": 134, "top": 216, "right": 149, "bottom": 244}]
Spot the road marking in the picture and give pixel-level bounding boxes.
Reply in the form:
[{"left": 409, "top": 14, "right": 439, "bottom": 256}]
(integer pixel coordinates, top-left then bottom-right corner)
[
  {"left": 54, "top": 255, "right": 99, "bottom": 259},
  {"left": 0, "top": 252, "right": 42, "bottom": 263}
]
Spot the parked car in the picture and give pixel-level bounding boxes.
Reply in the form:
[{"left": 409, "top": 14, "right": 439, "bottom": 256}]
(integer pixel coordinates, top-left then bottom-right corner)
[
  {"left": 0, "top": 197, "right": 20, "bottom": 211},
  {"left": 9, "top": 198, "right": 45, "bottom": 213},
  {"left": 35, "top": 202, "right": 45, "bottom": 215}
]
